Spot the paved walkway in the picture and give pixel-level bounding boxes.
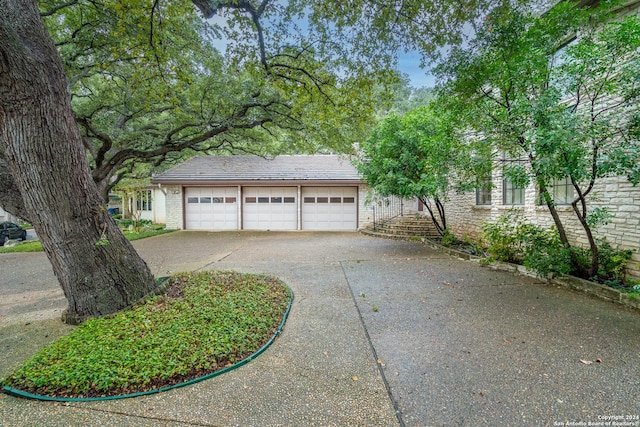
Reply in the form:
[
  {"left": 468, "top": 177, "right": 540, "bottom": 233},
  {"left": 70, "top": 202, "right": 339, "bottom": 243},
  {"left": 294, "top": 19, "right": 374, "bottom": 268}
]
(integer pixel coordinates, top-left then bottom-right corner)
[{"left": 1, "top": 231, "right": 639, "bottom": 426}]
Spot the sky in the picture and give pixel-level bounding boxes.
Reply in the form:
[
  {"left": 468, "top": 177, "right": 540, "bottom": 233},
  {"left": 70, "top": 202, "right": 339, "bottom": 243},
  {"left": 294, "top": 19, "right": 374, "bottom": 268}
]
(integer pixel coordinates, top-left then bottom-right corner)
[
  {"left": 396, "top": 51, "right": 436, "bottom": 88},
  {"left": 206, "top": 15, "right": 436, "bottom": 90}
]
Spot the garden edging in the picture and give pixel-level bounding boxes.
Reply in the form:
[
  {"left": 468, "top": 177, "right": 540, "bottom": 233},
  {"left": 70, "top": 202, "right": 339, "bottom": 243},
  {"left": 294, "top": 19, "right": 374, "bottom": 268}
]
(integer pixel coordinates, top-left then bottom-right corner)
[{"left": 421, "top": 238, "right": 640, "bottom": 313}]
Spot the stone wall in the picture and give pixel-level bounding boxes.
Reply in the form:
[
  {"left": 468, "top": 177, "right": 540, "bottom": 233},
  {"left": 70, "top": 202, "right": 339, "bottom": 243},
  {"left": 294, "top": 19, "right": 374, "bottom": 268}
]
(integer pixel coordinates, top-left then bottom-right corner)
[
  {"left": 445, "top": 174, "right": 640, "bottom": 278},
  {"left": 163, "top": 185, "right": 184, "bottom": 230}
]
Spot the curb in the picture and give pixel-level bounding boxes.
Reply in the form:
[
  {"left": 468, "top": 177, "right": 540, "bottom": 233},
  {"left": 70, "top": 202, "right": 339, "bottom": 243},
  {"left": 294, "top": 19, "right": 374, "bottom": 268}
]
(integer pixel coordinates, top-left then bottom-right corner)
[{"left": 421, "top": 238, "right": 640, "bottom": 313}]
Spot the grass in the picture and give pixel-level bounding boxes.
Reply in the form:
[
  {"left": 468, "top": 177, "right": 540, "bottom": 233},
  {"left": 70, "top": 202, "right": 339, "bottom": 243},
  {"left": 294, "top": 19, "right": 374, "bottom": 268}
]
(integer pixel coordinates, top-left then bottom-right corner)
[
  {"left": 0, "top": 241, "right": 43, "bottom": 253},
  {"left": 123, "top": 229, "right": 175, "bottom": 241},
  {"left": 1, "top": 270, "right": 291, "bottom": 398},
  {"left": 0, "top": 229, "right": 174, "bottom": 253}
]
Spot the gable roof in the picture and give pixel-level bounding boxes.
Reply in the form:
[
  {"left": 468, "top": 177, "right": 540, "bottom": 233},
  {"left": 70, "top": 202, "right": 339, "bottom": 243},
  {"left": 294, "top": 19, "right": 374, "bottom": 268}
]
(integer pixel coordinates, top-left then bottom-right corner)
[{"left": 152, "top": 155, "right": 363, "bottom": 185}]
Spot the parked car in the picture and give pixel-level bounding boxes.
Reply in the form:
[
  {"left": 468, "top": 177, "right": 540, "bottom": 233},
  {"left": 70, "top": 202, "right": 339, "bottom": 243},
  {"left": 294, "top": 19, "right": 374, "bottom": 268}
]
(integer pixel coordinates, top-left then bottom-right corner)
[{"left": 0, "top": 222, "right": 27, "bottom": 246}]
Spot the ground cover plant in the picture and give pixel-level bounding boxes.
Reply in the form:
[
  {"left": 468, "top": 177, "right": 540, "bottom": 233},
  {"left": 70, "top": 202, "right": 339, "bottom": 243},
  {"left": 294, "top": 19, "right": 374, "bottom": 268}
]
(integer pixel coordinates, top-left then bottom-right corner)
[{"left": 1, "top": 271, "right": 291, "bottom": 398}]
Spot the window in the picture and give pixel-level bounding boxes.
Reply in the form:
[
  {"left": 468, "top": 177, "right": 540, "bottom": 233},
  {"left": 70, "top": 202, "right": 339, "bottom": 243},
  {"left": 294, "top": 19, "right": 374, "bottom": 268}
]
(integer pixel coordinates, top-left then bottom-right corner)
[
  {"left": 317, "top": 197, "right": 328, "bottom": 203},
  {"left": 271, "top": 197, "right": 282, "bottom": 203},
  {"left": 284, "top": 197, "right": 295, "bottom": 203},
  {"left": 551, "top": 37, "right": 577, "bottom": 100},
  {"left": 330, "top": 197, "right": 342, "bottom": 203},
  {"left": 343, "top": 197, "right": 355, "bottom": 203},
  {"left": 502, "top": 159, "right": 524, "bottom": 205},
  {"left": 187, "top": 197, "right": 199, "bottom": 204},
  {"left": 200, "top": 197, "right": 212, "bottom": 203},
  {"left": 136, "top": 190, "right": 152, "bottom": 211},
  {"left": 245, "top": 197, "right": 256, "bottom": 203},
  {"left": 476, "top": 178, "right": 492, "bottom": 206},
  {"left": 211, "top": 197, "right": 223, "bottom": 203},
  {"left": 541, "top": 177, "right": 574, "bottom": 205},
  {"left": 225, "top": 197, "right": 237, "bottom": 203},
  {"left": 304, "top": 197, "right": 315, "bottom": 203},
  {"left": 258, "top": 197, "right": 269, "bottom": 203}
]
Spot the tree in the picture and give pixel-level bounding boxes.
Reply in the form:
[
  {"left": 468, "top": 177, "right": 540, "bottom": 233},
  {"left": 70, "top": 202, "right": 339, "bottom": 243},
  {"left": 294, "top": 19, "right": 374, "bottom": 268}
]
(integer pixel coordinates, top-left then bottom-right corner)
[
  {"left": 1, "top": 0, "right": 517, "bottom": 323},
  {"left": 355, "top": 102, "right": 478, "bottom": 236},
  {"left": 438, "top": 2, "right": 640, "bottom": 278},
  {"left": 0, "top": 1, "right": 157, "bottom": 324},
  {"left": 40, "top": 0, "right": 381, "bottom": 201}
]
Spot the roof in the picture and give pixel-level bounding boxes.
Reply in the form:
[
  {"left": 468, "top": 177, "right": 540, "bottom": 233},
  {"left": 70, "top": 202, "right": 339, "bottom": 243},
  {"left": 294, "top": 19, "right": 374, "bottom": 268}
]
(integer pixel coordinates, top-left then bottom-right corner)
[{"left": 151, "top": 155, "right": 363, "bottom": 185}]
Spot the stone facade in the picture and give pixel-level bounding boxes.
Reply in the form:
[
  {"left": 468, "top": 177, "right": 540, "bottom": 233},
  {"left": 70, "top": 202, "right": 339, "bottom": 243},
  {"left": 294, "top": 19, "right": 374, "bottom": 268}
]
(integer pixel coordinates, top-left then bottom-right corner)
[
  {"left": 445, "top": 173, "right": 640, "bottom": 278},
  {"left": 163, "top": 185, "right": 184, "bottom": 230}
]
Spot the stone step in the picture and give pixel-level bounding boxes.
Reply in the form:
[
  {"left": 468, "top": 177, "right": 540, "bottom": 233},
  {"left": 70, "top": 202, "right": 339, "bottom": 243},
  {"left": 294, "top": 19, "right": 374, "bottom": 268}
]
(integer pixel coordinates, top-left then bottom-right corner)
[{"left": 361, "top": 216, "right": 441, "bottom": 240}]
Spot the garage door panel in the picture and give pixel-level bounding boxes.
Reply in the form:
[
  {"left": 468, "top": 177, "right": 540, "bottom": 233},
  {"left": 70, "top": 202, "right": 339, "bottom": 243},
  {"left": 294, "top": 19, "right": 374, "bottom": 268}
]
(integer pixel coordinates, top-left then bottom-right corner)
[
  {"left": 185, "top": 187, "right": 238, "bottom": 230},
  {"left": 243, "top": 187, "right": 297, "bottom": 230},
  {"left": 302, "top": 187, "right": 357, "bottom": 230}
]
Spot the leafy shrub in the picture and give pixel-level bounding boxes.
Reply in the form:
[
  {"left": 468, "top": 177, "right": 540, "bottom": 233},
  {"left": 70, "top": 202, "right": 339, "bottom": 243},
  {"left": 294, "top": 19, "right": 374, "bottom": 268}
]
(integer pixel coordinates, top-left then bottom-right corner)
[
  {"left": 440, "top": 229, "right": 458, "bottom": 247},
  {"left": 482, "top": 211, "right": 528, "bottom": 264},
  {"left": 483, "top": 212, "right": 635, "bottom": 284},
  {"left": 596, "top": 240, "right": 633, "bottom": 281},
  {"left": 482, "top": 210, "right": 572, "bottom": 277}
]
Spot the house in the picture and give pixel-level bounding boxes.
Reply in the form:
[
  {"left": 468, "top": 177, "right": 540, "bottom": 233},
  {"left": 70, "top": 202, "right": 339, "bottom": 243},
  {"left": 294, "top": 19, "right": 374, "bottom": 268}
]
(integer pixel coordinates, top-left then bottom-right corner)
[
  {"left": 444, "top": 0, "right": 640, "bottom": 278},
  {"left": 151, "top": 154, "right": 388, "bottom": 231},
  {"left": 122, "top": 187, "right": 167, "bottom": 224}
]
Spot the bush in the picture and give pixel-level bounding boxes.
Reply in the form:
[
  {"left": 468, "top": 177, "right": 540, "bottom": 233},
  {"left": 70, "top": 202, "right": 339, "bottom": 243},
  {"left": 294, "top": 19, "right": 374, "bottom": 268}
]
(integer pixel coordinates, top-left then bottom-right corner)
[
  {"left": 440, "top": 229, "right": 458, "bottom": 247},
  {"left": 482, "top": 210, "right": 572, "bottom": 277},
  {"left": 483, "top": 212, "right": 635, "bottom": 284}
]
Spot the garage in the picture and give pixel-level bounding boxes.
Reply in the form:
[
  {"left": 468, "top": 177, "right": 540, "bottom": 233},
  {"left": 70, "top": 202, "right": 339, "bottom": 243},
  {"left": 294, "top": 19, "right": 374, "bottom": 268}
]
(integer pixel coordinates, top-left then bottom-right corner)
[
  {"left": 153, "top": 155, "right": 366, "bottom": 231},
  {"left": 302, "top": 187, "right": 358, "bottom": 230},
  {"left": 243, "top": 187, "right": 297, "bottom": 230},
  {"left": 185, "top": 187, "right": 238, "bottom": 230}
]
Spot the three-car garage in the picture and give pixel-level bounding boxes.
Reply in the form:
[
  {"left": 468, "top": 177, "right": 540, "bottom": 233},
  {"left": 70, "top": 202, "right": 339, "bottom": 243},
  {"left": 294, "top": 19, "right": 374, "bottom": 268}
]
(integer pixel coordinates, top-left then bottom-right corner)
[
  {"left": 154, "top": 155, "right": 364, "bottom": 232},
  {"left": 183, "top": 185, "right": 358, "bottom": 231}
]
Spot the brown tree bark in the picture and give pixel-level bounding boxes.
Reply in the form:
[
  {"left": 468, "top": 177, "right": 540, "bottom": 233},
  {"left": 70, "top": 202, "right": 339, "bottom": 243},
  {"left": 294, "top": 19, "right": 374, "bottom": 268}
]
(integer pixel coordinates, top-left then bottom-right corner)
[{"left": 0, "top": 0, "right": 158, "bottom": 324}]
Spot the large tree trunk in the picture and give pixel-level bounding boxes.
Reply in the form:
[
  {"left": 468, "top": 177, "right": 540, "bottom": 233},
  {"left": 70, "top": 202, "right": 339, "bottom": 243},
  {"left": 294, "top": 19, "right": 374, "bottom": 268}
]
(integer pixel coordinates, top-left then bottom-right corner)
[{"left": 0, "top": 1, "right": 158, "bottom": 324}]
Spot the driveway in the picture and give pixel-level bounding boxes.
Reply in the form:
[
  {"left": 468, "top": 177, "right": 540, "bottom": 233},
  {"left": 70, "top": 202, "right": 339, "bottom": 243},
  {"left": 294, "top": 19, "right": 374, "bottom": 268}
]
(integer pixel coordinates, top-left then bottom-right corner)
[{"left": 1, "top": 231, "right": 639, "bottom": 426}]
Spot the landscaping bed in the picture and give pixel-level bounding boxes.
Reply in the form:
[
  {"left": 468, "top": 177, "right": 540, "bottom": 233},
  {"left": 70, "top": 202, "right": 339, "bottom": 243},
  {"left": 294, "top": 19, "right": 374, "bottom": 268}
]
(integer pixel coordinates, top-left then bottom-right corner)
[{"left": 1, "top": 270, "right": 292, "bottom": 400}]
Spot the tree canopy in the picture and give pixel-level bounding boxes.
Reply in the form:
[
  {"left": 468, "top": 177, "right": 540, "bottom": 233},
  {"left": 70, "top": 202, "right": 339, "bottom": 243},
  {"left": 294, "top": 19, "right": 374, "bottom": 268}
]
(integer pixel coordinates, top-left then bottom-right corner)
[
  {"left": 1, "top": 0, "right": 506, "bottom": 322},
  {"left": 39, "top": 0, "right": 387, "bottom": 200},
  {"left": 355, "top": 101, "right": 481, "bottom": 235},
  {"left": 437, "top": 0, "right": 640, "bottom": 278}
]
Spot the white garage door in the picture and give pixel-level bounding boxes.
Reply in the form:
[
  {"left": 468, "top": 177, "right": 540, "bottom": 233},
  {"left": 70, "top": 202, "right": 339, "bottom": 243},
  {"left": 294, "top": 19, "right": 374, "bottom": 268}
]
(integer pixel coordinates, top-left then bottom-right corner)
[
  {"left": 302, "top": 187, "right": 358, "bottom": 230},
  {"left": 185, "top": 187, "right": 238, "bottom": 230},
  {"left": 243, "top": 187, "right": 297, "bottom": 230}
]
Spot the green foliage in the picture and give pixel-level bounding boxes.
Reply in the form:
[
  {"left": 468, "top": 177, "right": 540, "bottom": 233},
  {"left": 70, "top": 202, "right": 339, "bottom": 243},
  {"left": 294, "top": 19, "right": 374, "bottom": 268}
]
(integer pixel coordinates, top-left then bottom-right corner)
[
  {"left": 1, "top": 271, "right": 291, "bottom": 398},
  {"left": 439, "top": 1, "right": 640, "bottom": 277},
  {"left": 440, "top": 229, "right": 458, "bottom": 247},
  {"left": 482, "top": 211, "right": 572, "bottom": 277},
  {"left": 123, "top": 229, "right": 175, "bottom": 242},
  {"left": 0, "top": 241, "right": 43, "bottom": 253},
  {"left": 483, "top": 212, "right": 636, "bottom": 283},
  {"left": 594, "top": 241, "right": 633, "bottom": 283},
  {"left": 38, "top": 0, "right": 387, "bottom": 195},
  {"left": 355, "top": 99, "right": 485, "bottom": 234},
  {"left": 0, "top": 229, "right": 172, "bottom": 253}
]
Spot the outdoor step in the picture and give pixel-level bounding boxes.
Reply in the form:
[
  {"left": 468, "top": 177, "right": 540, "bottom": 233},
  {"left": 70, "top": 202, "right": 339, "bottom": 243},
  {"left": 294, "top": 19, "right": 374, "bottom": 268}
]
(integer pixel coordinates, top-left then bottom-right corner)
[
  {"left": 361, "top": 216, "right": 441, "bottom": 240},
  {"left": 360, "top": 228, "right": 429, "bottom": 241}
]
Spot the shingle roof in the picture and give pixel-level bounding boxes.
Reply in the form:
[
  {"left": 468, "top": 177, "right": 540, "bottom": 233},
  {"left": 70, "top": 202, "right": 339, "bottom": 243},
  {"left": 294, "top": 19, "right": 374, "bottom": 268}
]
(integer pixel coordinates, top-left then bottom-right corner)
[{"left": 152, "top": 155, "right": 363, "bottom": 184}]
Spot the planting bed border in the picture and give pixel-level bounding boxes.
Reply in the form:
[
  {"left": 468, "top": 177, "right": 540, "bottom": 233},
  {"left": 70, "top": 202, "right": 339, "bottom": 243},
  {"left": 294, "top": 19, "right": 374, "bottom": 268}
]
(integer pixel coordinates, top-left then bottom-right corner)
[
  {"left": 2, "top": 286, "right": 294, "bottom": 402},
  {"left": 421, "top": 238, "right": 640, "bottom": 313}
]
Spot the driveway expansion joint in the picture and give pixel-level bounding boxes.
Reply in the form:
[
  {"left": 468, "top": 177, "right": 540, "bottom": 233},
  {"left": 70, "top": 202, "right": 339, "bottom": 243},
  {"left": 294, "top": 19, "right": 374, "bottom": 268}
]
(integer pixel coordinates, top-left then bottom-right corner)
[{"left": 339, "top": 261, "right": 405, "bottom": 427}]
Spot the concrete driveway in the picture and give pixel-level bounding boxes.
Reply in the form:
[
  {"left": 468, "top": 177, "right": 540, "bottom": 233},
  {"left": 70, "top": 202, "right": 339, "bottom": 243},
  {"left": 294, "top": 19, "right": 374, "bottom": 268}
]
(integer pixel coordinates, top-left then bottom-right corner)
[{"left": 1, "top": 231, "right": 639, "bottom": 426}]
